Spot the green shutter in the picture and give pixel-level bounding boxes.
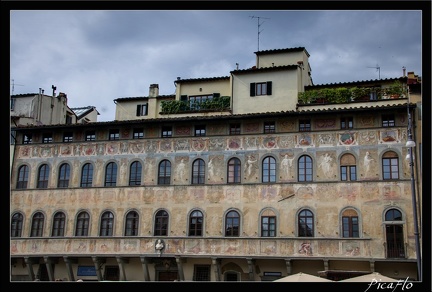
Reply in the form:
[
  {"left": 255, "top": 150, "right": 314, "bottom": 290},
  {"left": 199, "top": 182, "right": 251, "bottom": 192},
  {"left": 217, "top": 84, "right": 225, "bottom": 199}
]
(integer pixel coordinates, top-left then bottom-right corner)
[
  {"left": 266, "top": 81, "right": 272, "bottom": 95},
  {"left": 250, "top": 83, "right": 256, "bottom": 96}
]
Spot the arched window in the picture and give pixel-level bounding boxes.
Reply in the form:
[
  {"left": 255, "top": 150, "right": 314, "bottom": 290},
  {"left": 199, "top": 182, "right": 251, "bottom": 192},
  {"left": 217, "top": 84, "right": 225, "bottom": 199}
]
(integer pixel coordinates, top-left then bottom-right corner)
[
  {"left": 100, "top": 211, "right": 114, "bottom": 236},
  {"left": 340, "top": 153, "right": 357, "bottom": 181},
  {"left": 262, "top": 156, "right": 276, "bottom": 182},
  {"left": 30, "top": 212, "right": 44, "bottom": 237},
  {"left": 80, "top": 163, "right": 93, "bottom": 187},
  {"left": 58, "top": 163, "right": 71, "bottom": 188},
  {"left": 342, "top": 209, "right": 359, "bottom": 238},
  {"left": 125, "top": 211, "right": 139, "bottom": 236},
  {"left": 227, "top": 158, "right": 241, "bottom": 184},
  {"left": 261, "top": 209, "right": 276, "bottom": 237},
  {"left": 225, "top": 210, "right": 240, "bottom": 237},
  {"left": 298, "top": 155, "right": 313, "bottom": 182},
  {"left": 298, "top": 209, "right": 314, "bottom": 237},
  {"left": 51, "top": 212, "right": 66, "bottom": 237},
  {"left": 16, "top": 165, "right": 29, "bottom": 189},
  {"left": 75, "top": 211, "right": 90, "bottom": 236},
  {"left": 37, "top": 164, "right": 50, "bottom": 188},
  {"left": 129, "top": 161, "right": 142, "bottom": 186},
  {"left": 189, "top": 210, "right": 203, "bottom": 236},
  {"left": 11, "top": 212, "right": 24, "bottom": 237},
  {"left": 154, "top": 210, "right": 169, "bottom": 236},
  {"left": 104, "top": 162, "right": 117, "bottom": 187},
  {"left": 382, "top": 151, "right": 399, "bottom": 180},
  {"left": 158, "top": 160, "right": 171, "bottom": 185},
  {"left": 192, "top": 159, "right": 205, "bottom": 184},
  {"left": 384, "top": 208, "right": 405, "bottom": 258}
]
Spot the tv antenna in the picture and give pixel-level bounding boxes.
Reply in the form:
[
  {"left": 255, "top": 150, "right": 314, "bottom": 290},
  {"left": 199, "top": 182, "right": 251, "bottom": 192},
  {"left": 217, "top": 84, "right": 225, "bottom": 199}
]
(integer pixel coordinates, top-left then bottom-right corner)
[
  {"left": 250, "top": 15, "right": 270, "bottom": 52},
  {"left": 367, "top": 64, "right": 381, "bottom": 79},
  {"left": 10, "top": 79, "right": 24, "bottom": 95}
]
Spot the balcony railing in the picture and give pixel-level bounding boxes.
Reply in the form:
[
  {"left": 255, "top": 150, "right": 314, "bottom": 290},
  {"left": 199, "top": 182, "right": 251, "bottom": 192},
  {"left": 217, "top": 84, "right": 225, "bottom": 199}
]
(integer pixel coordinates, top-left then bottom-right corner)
[
  {"left": 160, "top": 96, "right": 230, "bottom": 114},
  {"left": 298, "top": 82, "right": 406, "bottom": 105}
]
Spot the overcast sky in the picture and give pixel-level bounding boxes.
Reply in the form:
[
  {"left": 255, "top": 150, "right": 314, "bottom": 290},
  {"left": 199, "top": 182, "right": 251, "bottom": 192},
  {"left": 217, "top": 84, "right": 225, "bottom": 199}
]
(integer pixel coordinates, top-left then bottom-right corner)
[{"left": 10, "top": 10, "right": 423, "bottom": 122}]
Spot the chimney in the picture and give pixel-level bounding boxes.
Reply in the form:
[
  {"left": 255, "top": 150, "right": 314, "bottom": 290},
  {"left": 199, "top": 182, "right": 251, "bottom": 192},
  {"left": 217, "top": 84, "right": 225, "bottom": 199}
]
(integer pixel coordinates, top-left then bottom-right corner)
[
  {"left": 402, "top": 66, "right": 406, "bottom": 77},
  {"left": 149, "top": 84, "right": 159, "bottom": 97}
]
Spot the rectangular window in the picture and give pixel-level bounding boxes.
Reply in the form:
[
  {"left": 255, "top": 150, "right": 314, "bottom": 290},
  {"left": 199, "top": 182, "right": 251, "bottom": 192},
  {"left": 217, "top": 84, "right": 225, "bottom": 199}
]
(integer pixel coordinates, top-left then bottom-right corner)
[
  {"left": 133, "top": 128, "right": 144, "bottom": 139},
  {"left": 261, "top": 216, "right": 276, "bottom": 237},
  {"left": 382, "top": 114, "right": 395, "bottom": 127},
  {"left": 109, "top": 129, "right": 120, "bottom": 140},
  {"left": 193, "top": 265, "right": 211, "bottom": 281},
  {"left": 341, "top": 166, "right": 357, "bottom": 181},
  {"left": 264, "top": 121, "right": 275, "bottom": 133},
  {"left": 66, "top": 115, "right": 73, "bottom": 125},
  {"left": 136, "top": 104, "right": 148, "bottom": 116},
  {"left": 299, "top": 119, "right": 311, "bottom": 132},
  {"left": 63, "top": 132, "right": 73, "bottom": 142},
  {"left": 250, "top": 81, "right": 272, "bottom": 96},
  {"left": 229, "top": 123, "right": 241, "bottom": 135},
  {"left": 189, "top": 94, "right": 214, "bottom": 110},
  {"left": 85, "top": 131, "right": 96, "bottom": 141},
  {"left": 195, "top": 125, "right": 206, "bottom": 137},
  {"left": 341, "top": 117, "right": 353, "bottom": 129},
  {"left": 342, "top": 216, "right": 359, "bottom": 237},
  {"left": 42, "top": 133, "right": 53, "bottom": 143},
  {"left": 23, "top": 133, "right": 32, "bottom": 144},
  {"left": 383, "top": 157, "right": 399, "bottom": 179},
  {"left": 161, "top": 126, "right": 172, "bottom": 137}
]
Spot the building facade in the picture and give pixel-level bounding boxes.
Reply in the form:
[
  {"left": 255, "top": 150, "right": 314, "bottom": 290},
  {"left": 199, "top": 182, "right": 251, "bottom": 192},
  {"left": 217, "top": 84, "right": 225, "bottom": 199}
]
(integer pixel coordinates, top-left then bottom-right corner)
[{"left": 10, "top": 48, "right": 422, "bottom": 282}]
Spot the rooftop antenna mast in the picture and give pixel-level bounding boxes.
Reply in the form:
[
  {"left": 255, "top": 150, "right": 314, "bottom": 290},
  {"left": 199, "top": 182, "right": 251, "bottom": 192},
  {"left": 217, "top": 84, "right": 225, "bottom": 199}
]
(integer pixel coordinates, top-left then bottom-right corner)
[
  {"left": 250, "top": 15, "right": 270, "bottom": 52},
  {"left": 10, "top": 79, "right": 24, "bottom": 95},
  {"left": 367, "top": 64, "right": 381, "bottom": 79}
]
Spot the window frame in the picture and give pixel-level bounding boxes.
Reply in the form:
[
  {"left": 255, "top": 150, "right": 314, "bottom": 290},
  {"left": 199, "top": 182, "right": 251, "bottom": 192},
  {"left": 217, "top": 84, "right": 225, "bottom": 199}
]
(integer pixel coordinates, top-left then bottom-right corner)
[
  {"left": 261, "top": 213, "right": 276, "bottom": 237},
  {"left": 16, "top": 165, "right": 29, "bottom": 189},
  {"left": 11, "top": 212, "right": 24, "bottom": 238},
  {"left": 58, "top": 163, "right": 71, "bottom": 188},
  {"left": 51, "top": 212, "right": 66, "bottom": 237},
  {"left": 104, "top": 162, "right": 118, "bottom": 187},
  {"left": 262, "top": 156, "right": 276, "bottom": 183},
  {"left": 109, "top": 129, "right": 120, "bottom": 141},
  {"left": 229, "top": 123, "right": 241, "bottom": 135},
  {"left": 23, "top": 133, "right": 32, "bottom": 144},
  {"left": 136, "top": 103, "right": 148, "bottom": 116},
  {"left": 30, "top": 212, "right": 44, "bottom": 237},
  {"left": 191, "top": 159, "right": 205, "bottom": 184},
  {"left": 263, "top": 121, "right": 276, "bottom": 133},
  {"left": 298, "top": 155, "right": 313, "bottom": 182},
  {"left": 188, "top": 210, "right": 203, "bottom": 236},
  {"left": 80, "top": 163, "right": 93, "bottom": 187},
  {"left": 158, "top": 160, "right": 171, "bottom": 185},
  {"left": 75, "top": 211, "right": 90, "bottom": 236},
  {"left": 161, "top": 126, "right": 172, "bottom": 138},
  {"left": 42, "top": 133, "right": 53, "bottom": 143},
  {"left": 342, "top": 215, "right": 359, "bottom": 238},
  {"left": 194, "top": 125, "right": 206, "bottom": 137},
  {"left": 382, "top": 114, "right": 395, "bottom": 127},
  {"left": 298, "top": 209, "right": 314, "bottom": 237},
  {"left": 227, "top": 158, "right": 241, "bottom": 184},
  {"left": 225, "top": 210, "right": 240, "bottom": 237},
  {"left": 85, "top": 130, "right": 96, "bottom": 141},
  {"left": 99, "top": 211, "right": 114, "bottom": 236},
  {"left": 37, "top": 164, "right": 50, "bottom": 189},
  {"left": 154, "top": 210, "right": 169, "bottom": 236},
  {"left": 299, "top": 119, "right": 311, "bottom": 132},
  {"left": 63, "top": 132, "right": 73, "bottom": 142},
  {"left": 125, "top": 211, "right": 139, "bottom": 236},
  {"left": 133, "top": 128, "right": 144, "bottom": 139},
  {"left": 341, "top": 117, "right": 353, "bottom": 129},
  {"left": 129, "top": 161, "right": 142, "bottom": 186}
]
